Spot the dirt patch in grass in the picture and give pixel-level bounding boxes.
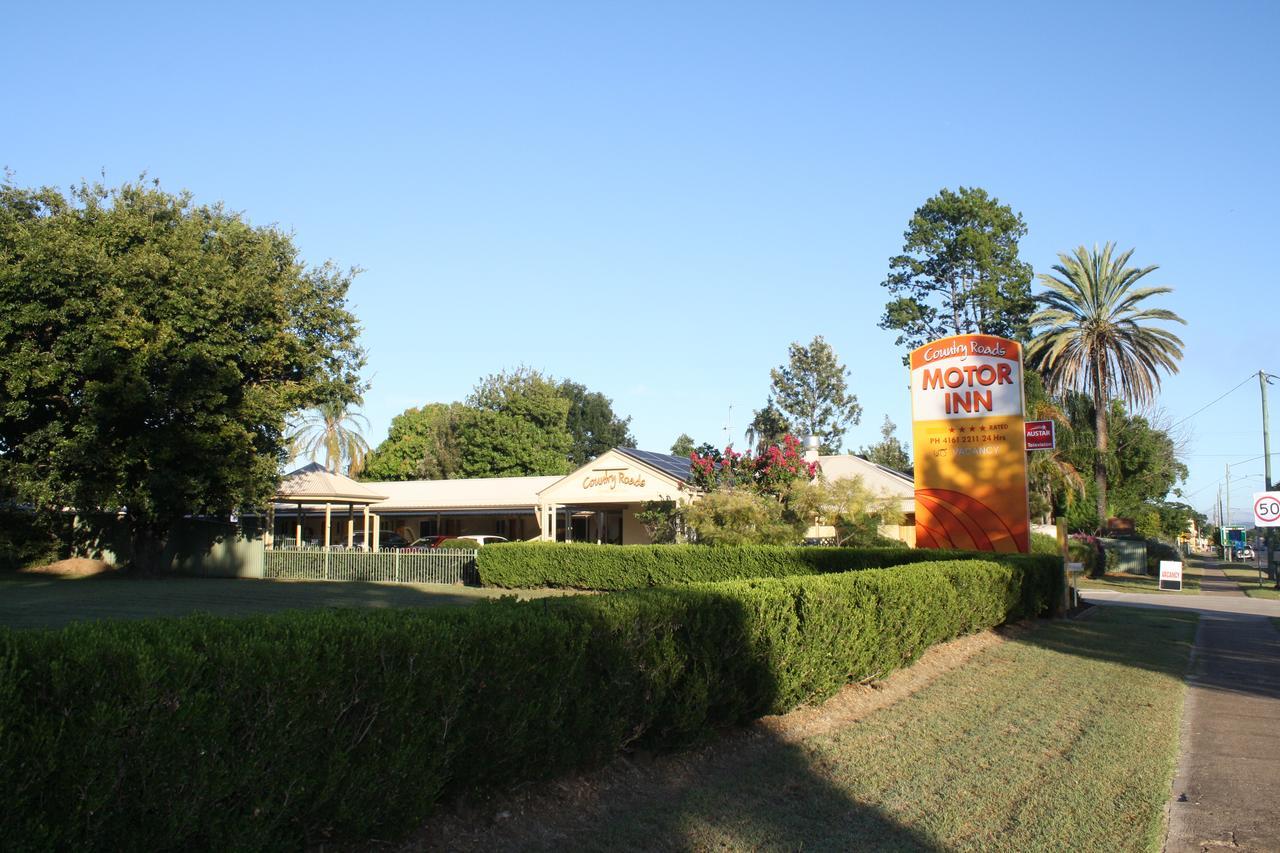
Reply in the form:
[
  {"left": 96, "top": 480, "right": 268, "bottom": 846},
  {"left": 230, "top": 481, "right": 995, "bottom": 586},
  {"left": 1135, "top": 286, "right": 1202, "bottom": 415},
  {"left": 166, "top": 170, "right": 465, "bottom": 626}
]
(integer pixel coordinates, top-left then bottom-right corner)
[
  {"left": 755, "top": 627, "right": 1011, "bottom": 744},
  {"left": 398, "top": 627, "right": 1014, "bottom": 852},
  {"left": 18, "top": 558, "right": 119, "bottom": 578}
]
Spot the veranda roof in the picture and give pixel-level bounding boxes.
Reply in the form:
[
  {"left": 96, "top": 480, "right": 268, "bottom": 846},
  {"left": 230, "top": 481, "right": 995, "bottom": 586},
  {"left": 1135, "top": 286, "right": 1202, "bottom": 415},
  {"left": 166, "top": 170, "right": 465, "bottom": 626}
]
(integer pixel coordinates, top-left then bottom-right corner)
[{"left": 274, "top": 462, "right": 388, "bottom": 505}]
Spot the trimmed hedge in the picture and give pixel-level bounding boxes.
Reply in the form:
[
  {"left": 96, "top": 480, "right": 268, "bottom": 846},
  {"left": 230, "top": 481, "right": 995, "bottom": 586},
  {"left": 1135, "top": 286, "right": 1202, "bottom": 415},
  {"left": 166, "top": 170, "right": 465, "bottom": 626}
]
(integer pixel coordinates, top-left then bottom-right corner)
[
  {"left": 477, "top": 540, "right": 1062, "bottom": 594},
  {"left": 0, "top": 558, "right": 1055, "bottom": 849}
]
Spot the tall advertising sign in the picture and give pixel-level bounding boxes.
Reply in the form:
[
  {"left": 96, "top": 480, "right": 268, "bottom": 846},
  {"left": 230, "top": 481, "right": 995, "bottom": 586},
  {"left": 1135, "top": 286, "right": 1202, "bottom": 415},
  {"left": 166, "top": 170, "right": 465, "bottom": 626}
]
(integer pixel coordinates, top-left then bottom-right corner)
[{"left": 910, "top": 334, "right": 1030, "bottom": 553}]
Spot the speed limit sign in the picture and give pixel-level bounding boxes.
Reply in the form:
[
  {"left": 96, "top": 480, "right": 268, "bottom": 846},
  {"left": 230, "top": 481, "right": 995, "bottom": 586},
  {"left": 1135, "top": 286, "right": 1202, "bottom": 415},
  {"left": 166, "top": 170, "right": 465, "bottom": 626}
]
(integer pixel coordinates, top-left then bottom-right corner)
[{"left": 1253, "top": 492, "right": 1280, "bottom": 527}]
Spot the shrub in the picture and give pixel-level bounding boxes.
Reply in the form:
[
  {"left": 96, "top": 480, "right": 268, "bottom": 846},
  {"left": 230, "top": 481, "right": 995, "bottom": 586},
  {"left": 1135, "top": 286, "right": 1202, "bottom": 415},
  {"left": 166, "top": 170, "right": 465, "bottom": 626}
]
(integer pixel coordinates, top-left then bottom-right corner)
[
  {"left": 1145, "top": 539, "right": 1180, "bottom": 575},
  {"left": 477, "top": 541, "right": 1061, "bottom": 596},
  {"left": 1068, "top": 535, "right": 1100, "bottom": 577},
  {"left": 0, "top": 558, "right": 1056, "bottom": 848},
  {"left": 0, "top": 509, "right": 65, "bottom": 572},
  {"left": 1030, "top": 531, "right": 1061, "bottom": 555}
]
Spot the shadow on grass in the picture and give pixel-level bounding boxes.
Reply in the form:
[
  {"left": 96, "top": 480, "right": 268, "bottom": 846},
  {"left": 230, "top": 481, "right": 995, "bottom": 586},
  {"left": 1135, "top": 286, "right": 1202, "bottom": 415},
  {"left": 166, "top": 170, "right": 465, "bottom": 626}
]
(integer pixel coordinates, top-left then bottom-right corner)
[
  {"left": 1018, "top": 605, "right": 1280, "bottom": 703},
  {"left": 1009, "top": 606, "right": 1198, "bottom": 681},
  {"left": 474, "top": 732, "right": 945, "bottom": 853},
  {"left": 0, "top": 575, "right": 543, "bottom": 630}
]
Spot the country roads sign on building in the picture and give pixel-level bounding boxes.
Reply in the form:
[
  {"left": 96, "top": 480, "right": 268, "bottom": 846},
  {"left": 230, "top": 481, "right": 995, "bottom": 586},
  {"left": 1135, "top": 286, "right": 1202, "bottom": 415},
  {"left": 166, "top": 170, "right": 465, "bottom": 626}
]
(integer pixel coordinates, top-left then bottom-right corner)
[{"left": 910, "top": 334, "right": 1031, "bottom": 553}]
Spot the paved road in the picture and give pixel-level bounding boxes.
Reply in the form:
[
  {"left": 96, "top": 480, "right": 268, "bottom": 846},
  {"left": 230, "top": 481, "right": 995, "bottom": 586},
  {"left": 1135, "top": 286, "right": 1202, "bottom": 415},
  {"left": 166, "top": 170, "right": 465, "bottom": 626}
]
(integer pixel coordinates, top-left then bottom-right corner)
[
  {"left": 1083, "top": 567, "right": 1280, "bottom": 852},
  {"left": 1081, "top": 588, "right": 1280, "bottom": 617}
]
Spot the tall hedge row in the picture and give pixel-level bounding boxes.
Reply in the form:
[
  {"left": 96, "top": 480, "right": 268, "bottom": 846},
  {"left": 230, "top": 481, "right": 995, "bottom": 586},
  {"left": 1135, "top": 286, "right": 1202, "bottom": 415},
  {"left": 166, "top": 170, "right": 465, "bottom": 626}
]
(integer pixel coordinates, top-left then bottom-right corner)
[
  {"left": 0, "top": 558, "right": 1055, "bottom": 849},
  {"left": 477, "top": 541, "right": 1061, "bottom": 592}
]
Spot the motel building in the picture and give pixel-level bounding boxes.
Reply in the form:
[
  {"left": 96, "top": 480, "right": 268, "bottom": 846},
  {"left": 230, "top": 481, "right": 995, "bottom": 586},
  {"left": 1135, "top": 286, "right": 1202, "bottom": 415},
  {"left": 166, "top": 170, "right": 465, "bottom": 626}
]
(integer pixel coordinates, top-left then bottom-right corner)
[{"left": 269, "top": 444, "right": 916, "bottom": 549}]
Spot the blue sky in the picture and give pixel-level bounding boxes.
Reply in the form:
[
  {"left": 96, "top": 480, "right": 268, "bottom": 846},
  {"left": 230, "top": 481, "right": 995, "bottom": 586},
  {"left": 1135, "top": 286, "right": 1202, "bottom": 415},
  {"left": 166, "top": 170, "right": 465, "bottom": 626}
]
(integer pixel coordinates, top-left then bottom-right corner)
[{"left": 6, "top": 2, "right": 1278, "bottom": 522}]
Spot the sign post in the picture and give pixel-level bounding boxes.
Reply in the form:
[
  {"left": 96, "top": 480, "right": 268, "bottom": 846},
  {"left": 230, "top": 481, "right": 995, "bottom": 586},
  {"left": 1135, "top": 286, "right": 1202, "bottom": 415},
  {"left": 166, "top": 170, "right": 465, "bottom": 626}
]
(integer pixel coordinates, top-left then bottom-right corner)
[
  {"left": 1158, "top": 560, "right": 1183, "bottom": 591},
  {"left": 909, "top": 334, "right": 1030, "bottom": 553}
]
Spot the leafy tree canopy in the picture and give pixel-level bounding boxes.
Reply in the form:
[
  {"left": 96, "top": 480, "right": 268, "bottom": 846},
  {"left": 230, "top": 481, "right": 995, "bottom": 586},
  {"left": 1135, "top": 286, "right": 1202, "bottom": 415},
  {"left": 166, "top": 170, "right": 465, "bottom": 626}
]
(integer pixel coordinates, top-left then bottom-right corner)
[
  {"left": 360, "top": 403, "right": 465, "bottom": 481},
  {"left": 669, "top": 433, "right": 697, "bottom": 458},
  {"left": 365, "top": 369, "right": 634, "bottom": 479},
  {"left": 558, "top": 379, "right": 635, "bottom": 465},
  {"left": 879, "top": 186, "right": 1034, "bottom": 353},
  {"left": 460, "top": 368, "right": 573, "bottom": 477},
  {"left": 1049, "top": 394, "right": 1187, "bottom": 532},
  {"left": 0, "top": 179, "right": 364, "bottom": 561},
  {"left": 745, "top": 400, "right": 791, "bottom": 454},
  {"left": 860, "top": 415, "right": 911, "bottom": 472},
  {"left": 769, "top": 336, "right": 861, "bottom": 453}
]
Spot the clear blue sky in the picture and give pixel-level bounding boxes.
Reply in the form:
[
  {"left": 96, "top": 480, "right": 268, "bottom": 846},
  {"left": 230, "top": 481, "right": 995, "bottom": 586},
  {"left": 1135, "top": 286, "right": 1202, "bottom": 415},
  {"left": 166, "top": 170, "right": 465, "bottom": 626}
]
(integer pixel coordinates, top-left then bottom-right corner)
[{"left": 6, "top": 2, "right": 1278, "bottom": 523}]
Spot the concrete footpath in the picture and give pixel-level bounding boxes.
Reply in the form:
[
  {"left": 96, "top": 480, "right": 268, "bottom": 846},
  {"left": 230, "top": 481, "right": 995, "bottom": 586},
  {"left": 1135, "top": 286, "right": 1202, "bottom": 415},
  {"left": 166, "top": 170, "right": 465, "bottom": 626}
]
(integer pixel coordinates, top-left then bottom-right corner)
[{"left": 1084, "top": 567, "right": 1280, "bottom": 852}]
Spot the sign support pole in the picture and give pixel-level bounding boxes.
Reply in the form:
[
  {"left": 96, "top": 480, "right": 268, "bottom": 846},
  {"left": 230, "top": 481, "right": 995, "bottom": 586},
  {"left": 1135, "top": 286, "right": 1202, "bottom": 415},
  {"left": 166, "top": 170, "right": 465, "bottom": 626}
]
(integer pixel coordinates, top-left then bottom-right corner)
[{"left": 1260, "top": 371, "right": 1276, "bottom": 585}]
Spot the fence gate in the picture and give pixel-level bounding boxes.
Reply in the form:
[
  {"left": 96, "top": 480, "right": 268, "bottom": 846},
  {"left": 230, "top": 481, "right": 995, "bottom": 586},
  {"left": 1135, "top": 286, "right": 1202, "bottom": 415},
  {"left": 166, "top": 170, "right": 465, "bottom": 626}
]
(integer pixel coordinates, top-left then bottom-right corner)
[{"left": 263, "top": 548, "right": 480, "bottom": 585}]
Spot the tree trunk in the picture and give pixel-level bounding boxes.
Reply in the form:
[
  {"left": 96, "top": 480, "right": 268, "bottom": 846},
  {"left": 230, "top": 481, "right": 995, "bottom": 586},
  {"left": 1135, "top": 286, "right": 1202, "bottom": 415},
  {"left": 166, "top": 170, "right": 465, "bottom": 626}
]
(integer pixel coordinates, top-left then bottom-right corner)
[{"left": 1093, "top": 365, "right": 1108, "bottom": 531}]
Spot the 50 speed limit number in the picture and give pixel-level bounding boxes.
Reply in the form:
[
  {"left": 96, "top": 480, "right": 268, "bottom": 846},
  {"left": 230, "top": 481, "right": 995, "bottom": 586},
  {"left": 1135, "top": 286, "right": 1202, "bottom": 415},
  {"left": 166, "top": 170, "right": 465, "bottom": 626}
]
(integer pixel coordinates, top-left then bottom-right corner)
[{"left": 1253, "top": 492, "right": 1280, "bottom": 527}]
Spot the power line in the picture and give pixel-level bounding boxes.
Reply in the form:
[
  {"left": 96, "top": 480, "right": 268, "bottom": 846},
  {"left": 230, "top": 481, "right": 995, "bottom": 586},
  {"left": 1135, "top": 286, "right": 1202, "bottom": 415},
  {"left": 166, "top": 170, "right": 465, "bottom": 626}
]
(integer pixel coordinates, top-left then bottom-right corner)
[
  {"left": 1167, "top": 373, "right": 1257, "bottom": 431},
  {"left": 1101, "top": 372, "right": 1259, "bottom": 463}
]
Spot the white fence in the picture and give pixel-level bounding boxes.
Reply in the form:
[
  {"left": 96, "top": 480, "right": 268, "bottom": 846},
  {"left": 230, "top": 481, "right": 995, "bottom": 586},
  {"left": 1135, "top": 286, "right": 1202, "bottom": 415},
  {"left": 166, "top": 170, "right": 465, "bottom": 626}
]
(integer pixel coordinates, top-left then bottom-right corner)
[{"left": 263, "top": 547, "right": 480, "bottom": 585}]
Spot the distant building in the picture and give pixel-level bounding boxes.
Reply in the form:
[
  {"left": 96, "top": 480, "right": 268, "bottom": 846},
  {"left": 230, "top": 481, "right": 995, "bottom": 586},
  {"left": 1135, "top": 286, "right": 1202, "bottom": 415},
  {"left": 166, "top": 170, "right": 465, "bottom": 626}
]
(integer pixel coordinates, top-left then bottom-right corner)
[{"left": 271, "top": 444, "right": 915, "bottom": 547}]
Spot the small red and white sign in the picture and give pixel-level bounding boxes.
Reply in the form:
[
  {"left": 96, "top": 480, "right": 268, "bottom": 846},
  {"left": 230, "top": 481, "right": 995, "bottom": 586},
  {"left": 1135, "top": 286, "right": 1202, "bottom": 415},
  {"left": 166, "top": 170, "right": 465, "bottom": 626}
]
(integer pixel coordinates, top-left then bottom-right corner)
[
  {"left": 1253, "top": 492, "right": 1280, "bottom": 527},
  {"left": 1158, "top": 560, "right": 1183, "bottom": 590},
  {"left": 1025, "top": 420, "right": 1055, "bottom": 450}
]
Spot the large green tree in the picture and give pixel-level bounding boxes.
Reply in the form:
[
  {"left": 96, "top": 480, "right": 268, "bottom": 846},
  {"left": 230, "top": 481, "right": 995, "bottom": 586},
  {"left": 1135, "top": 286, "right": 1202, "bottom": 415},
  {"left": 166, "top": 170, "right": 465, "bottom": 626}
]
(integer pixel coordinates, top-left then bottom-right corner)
[
  {"left": 0, "top": 179, "right": 364, "bottom": 565},
  {"left": 360, "top": 402, "right": 465, "bottom": 481},
  {"left": 558, "top": 379, "right": 635, "bottom": 464},
  {"left": 1026, "top": 243, "right": 1186, "bottom": 525},
  {"left": 879, "top": 186, "right": 1035, "bottom": 353},
  {"left": 458, "top": 368, "right": 573, "bottom": 477},
  {"left": 769, "top": 336, "right": 861, "bottom": 453},
  {"left": 366, "top": 371, "right": 632, "bottom": 480}
]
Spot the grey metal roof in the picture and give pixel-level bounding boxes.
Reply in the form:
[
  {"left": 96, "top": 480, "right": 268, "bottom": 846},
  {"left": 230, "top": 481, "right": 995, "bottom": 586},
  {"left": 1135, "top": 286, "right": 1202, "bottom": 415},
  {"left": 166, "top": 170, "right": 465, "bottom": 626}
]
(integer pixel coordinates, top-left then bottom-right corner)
[{"left": 615, "top": 447, "right": 692, "bottom": 482}]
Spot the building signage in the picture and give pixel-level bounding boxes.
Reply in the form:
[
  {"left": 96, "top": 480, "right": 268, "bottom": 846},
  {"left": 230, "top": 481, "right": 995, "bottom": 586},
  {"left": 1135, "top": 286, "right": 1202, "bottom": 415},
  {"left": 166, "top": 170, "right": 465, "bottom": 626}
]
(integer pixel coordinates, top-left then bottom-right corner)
[
  {"left": 1158, "top": 560, "right": 1183, "bottom": 591},
  {"left": 910, "top": 334, "right": 1030, "bottom": 553},
  {"left": 1252, "top": 492, "right": 1280, "bottom": 527},
  {"left": 1025, "top": 420, "right": 1055, "bottom": 451},
  {"left": 582, "top": 469, "right": 647, "bottom": 491}
]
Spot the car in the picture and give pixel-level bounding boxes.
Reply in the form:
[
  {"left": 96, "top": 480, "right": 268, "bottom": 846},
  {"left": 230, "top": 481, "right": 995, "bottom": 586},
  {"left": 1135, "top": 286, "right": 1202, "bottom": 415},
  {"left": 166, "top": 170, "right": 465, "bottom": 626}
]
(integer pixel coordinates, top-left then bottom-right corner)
[
  {"left": 347, "top": 531, "right": 410, "bottom": 550},
  {"left": 405, "top": 535, "right": 451, "bottom": 551},
  {"left": 1237, "top": 546, "right": 1256, "bottom": 561},
  {"left": 452, "top": 534, "right": 509, "bottom": 546}
]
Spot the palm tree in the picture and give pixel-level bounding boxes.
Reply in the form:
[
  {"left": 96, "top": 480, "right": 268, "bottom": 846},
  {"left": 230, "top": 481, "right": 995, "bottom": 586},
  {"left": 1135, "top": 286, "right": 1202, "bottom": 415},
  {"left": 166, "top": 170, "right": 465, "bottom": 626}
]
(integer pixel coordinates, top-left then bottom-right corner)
[
  {"left": 288, "top": 401, "right": 372, "bottom": 476},
  {"left": 1026, "top": 243, "right": 1186, "bottom": 527}
]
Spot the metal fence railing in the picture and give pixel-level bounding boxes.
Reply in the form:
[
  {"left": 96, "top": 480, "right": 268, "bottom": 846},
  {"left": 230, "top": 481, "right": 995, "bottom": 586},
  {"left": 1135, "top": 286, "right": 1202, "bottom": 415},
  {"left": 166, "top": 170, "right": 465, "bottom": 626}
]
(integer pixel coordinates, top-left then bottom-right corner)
[{"left": 263, "top": 547, "right": 480, "bottom": 585}]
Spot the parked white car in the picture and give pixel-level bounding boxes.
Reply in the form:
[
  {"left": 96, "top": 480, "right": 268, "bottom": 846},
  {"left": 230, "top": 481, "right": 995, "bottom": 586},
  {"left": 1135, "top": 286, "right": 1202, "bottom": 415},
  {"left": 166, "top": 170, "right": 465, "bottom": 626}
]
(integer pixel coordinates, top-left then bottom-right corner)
[{"left": 452, "top": 535, "right": 509, "bottom": 546}]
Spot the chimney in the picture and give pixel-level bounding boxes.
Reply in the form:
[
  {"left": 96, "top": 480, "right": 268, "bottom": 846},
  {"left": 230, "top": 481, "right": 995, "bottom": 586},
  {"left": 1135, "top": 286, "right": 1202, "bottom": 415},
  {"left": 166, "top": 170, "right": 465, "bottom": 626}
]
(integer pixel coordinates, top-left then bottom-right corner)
[{"left": 802, "top": 433, "right": 821, "bottom": 464}]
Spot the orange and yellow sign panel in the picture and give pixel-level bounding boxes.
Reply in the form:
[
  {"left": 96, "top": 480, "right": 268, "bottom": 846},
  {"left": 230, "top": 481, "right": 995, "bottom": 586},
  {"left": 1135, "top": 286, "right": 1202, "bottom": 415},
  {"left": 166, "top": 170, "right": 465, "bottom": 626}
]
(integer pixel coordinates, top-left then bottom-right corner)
[{"left": 910, "top": 334, "right": 1030, "bottom": 553}]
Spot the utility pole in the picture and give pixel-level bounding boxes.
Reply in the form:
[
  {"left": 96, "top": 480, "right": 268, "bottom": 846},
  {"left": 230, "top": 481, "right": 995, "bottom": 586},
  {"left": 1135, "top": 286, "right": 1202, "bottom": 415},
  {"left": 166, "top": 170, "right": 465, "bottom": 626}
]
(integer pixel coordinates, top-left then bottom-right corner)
[
  {"left": 1261, "top": 371, "right": 1276, "bottom": 584},
  {"left": 1218, "top": 461, "right": 1228, "bottom": 560}
]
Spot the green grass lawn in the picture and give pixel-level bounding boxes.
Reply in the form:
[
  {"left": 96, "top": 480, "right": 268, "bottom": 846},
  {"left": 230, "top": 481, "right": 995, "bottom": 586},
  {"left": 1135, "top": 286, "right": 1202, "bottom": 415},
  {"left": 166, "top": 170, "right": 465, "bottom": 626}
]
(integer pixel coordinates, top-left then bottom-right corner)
[
  {"left": 1217, "top": 566, "right": 1280, "bottom": 600},
  {"left": 1077, "top": 563, "right": 1201, "bottom": 594},
  {"left": 0, "top": 574, "right": 571, "bottom": 630},
  {"left": 443, "top": 607, "right": 1197, "bottom": 852}
]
